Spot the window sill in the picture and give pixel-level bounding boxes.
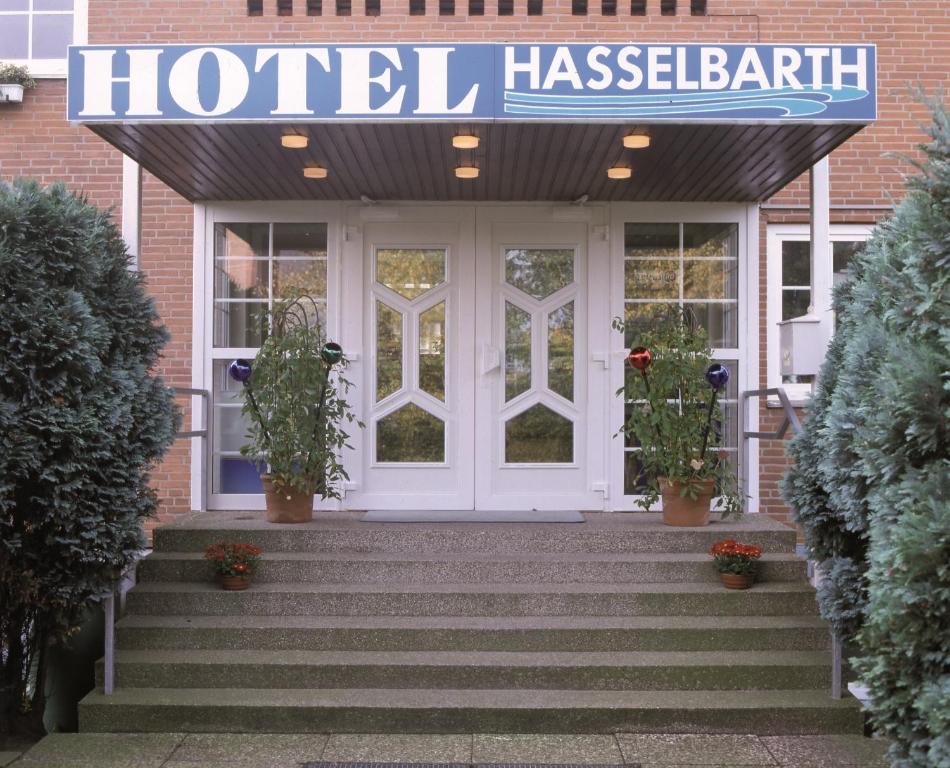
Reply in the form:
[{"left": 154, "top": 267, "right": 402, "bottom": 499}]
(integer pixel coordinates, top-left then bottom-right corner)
[{"left": 767, "top": 397, "right": 809, "bottom": 409}]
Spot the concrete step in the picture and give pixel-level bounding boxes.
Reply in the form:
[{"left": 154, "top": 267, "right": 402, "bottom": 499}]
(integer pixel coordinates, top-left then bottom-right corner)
[
  {"left": 137, "top": 551, "right": 807, "bottom": 585},
  {"left": 124, "top": 581, "right": 820, "bottom": 618},
  {"left": 99, "top": 649, "right": 832, "bottom": 691},
  {"left": 78, "top": 686, "right": 863, "bottom": 735},
  {"left": 153, "top": 512, "right": 797, "bottom": 555},
  {"left": 116, "top": 614, "right": 832, "bottom": 652}
]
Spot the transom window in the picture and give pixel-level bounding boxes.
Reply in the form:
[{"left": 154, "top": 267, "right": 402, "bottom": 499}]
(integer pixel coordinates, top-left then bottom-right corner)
[
  {"left": 210, "top": 222, "right": 328, "bottom": 495},
  {"left": 0, "top": 0, "right": 87, "bottom": 77}
]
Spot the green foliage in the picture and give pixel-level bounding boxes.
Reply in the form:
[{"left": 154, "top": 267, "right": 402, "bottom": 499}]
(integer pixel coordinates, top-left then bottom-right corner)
[
  {"left": 783, "top": 99, "right": 949, "bottom": 767},
  {"left": 0, "top": 64, "right": 35, "bottom": 88},
  {"left": 238, "top": 297, "right": 360, "bottom": 499},
  {"left": 203, "top": 542, "right": 262, "bottom": 578},
  {"left": 615, "top": 309, "right": 742, "bottom": 517},
  {"left": 0, "top": 180, "right": 178, "bottom": 735}
]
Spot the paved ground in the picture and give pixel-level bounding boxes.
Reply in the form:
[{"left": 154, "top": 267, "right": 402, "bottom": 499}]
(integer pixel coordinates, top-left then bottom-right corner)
[{"left": 1, "top": 732, "right": 891, "bottom": 767}]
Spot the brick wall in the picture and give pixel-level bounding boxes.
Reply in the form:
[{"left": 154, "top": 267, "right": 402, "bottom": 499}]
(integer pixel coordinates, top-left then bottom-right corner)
[{"left": 2, "top": 0, "right": 947, "bottom": 527}]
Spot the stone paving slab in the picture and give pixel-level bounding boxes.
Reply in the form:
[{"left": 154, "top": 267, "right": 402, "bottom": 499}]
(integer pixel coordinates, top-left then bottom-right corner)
[
  {"left": 760, "top": 735, "right": 890, "bottom": 766},
  {"left": 616, "top": 734, "right": 775, "bottom": 765},
  {"left": 168, "top": 733, "right": 329, "bottom": 764},
  {"left": 5, "top": 731, "right": 891, "bottom": 768},
  {"left": 472, "top": 735, "right": 625, "bottom": 765},
  {"left": 0, "top": 753, "right": 23, "bottom": 767},
  {"left": 322, "top": 735, "right": 472, "bottom": 763}
]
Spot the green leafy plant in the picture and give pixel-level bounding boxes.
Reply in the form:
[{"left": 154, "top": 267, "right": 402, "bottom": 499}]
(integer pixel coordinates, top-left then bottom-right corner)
[
  {"left": 710, "top": 540, "right": 762, "bottom": 576},
  {"left": 614, "top": 309, "right": 742, "bottom": 517},
  {"left": 204, "top": 542, "right": 262, "bottom": 578},
  {"left": 783, "top": 97, "right": 949, "bottom": 767},
  {"left": 0, "top": 63, "right": 36, "bottom": 88},
  {"left": 233, "top": 296, "right": 360, "bottom": 499},
  {"left": 0, "top": 180, "right": 178, "bottom": 736}
]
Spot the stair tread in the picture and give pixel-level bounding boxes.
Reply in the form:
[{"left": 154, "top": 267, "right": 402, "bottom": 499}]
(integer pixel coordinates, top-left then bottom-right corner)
[
  {"left": 145, "top": 551, "right": 803, "bottom": 563},
  {"left": 118, "top": 613, "right": 828, "bottom": 630},
  {"left": 110, "top": 648, "right": 831, "bottom": 666},
  {"left": 129, "top": 580, "right": 815, "bottom": 595},
  {"left": 81, "top": 686, "right": 860, "bottom": 710}
]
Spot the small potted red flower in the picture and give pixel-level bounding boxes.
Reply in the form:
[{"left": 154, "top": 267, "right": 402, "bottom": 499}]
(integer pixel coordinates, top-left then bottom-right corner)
[
  {"left": 709, "top": 539, "right": 762, "bottom": 589},
  {"left": 204, "top": 542, "right": 262, "bottom": 591}
]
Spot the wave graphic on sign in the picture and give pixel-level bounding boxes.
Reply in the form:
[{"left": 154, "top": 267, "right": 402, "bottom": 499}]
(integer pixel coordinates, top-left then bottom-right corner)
[{"left": 502, "top": 86, "right": 869, "bottom": 118}]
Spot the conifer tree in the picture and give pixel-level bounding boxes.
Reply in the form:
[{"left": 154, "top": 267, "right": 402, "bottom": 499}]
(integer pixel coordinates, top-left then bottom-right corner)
[{"left": 0, "top": 181, "right": 178, "bottom": 735}]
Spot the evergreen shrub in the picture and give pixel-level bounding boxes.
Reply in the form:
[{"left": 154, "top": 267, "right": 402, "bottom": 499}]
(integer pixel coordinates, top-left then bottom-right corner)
[
  {"left": 783, "top": 101, "right": 949, "bottom": 767},
  {"left": 0, "top": 181, "right": 178, "bottom": 735}
]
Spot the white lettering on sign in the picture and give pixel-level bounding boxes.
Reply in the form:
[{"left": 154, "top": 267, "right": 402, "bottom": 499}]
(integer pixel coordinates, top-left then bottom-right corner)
[
  {"left": 585, "top": 46, "right": 612, "bottom": 90},
  {"left": 168, "top": 47, "right": 249, "bottom": 117},
  {"left": 730, "top": 48, "right": 770, "bottom": 90},
  {"left": 255, "top": 48, "right": 331, "bottom": 115},
  {"left": 413, "top": 47, "right": 479, "bottom": 114},
  {"left": 78, "top": 48, "right": 162, "bottom": 117},
  {"left": 505, "top": 45, "right": 540, "bottom": 90},
  {"left": 337, "top": 47, "right": 406, "bottom": 115},
  {"left": 773, "top": 48, "right": 804, "bottom": 90},
  {"left": 647, "top": 47, "right": 672, "bottom": 90},
  {"left": 700, "top": 47, "right": 729, "bottom": 89},
  {"left": 542, "top": 46, "right": 583, "bottom": 90},
  {"left": 832, "top": 47, "right": 866, "bottom": 91},
  {"left": 616, "top": 46, "right": 643, "bottom": 90}
]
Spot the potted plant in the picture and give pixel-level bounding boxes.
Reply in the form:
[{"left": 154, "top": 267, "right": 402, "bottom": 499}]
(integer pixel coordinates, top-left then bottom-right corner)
[
  {"left": 228, "top": 295, "right": 360, "bottom": 523},
  {"left": 204, "top": 542, "right": 262, "bottom": 590},
  {"left": 0, "top": 63, "right": 36, "bottom": 103},
  {"left": 710, "top": 539, "right": 762, "bottom": 589},
  {"left": 616, "top": 309, "right": 742, "bottom": 526}
]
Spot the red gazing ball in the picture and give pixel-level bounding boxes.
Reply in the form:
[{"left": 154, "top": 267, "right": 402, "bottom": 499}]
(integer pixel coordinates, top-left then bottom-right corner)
[{"left": 627, "top": 347, "right": 652, "bottom": 371}]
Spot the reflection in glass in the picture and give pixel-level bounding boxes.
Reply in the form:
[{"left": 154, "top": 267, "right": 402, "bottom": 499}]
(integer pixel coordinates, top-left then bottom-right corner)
[
  {"left": 273, "top": 223, "right": 328, "bottom": 258},
  {"left": 683, "top": 259, "right": 738, "bottom": 300},
  {"left": 377, "top": 403, "right": 445, "bottom": 462},
  {"left": 214, "top": 260, "right": 268, "bottom": 300},
  {"left": 505, "top": 404, "right": 573, "bottom": 463},
  {"left": 624, "top": 223, "right": 679, "bottom": 260},
  {"left": 782, "top": 241, "right": 810, "bottom": 285},
  {"left": 684, "top": 302, "right": 739, "bottom": 349},
  {"left": 273, "top": 259, "right": 327, "bottom": 300},
  {"left": 505, "top": 248, "right": 574, "bottom": 300},
  {"left": 683, "top": 223, "right": 738, "bottom": 259},
  {"left": 376, "top": 302, "right": 402, "bottom": 401},
  {"left": 505, "top": 302, "right": 532, "bottom": 401},
  {"left": 377, "top": 248, "right": 446, "bottom": 300},
  {"left": 624, "top": 451, "right": 651, "bottom": 495},
  {"left": 782, "top": 290, "right": 811, "bottom": 321},
  {"left": 624, "top": 259, "right": 678, "bottom": 299},
  {"left": 623, "top": 302, "right": 673, "bottom": 348},
  {"left": 215, "top": 223, "right": 268, "bottom": 260},
  {"left": 419, "top": 302, "right": 446, "bottom": 401},
  {"left": 833, "top": 241, "right": 866, "bottom": 287},
  {"left": 547, "top": 302, "right": 574, "bottom": 401},
  {"left": 213, "top": 301, "right": 268, "bottom": 348}
]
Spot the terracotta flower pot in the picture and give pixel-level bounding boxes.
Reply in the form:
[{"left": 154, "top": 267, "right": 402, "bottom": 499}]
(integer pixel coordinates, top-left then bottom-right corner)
[
  {"left": 660, "top": 477, "right": 715, "bottom": 527},
  {"left": 720, "top": 572, "right": 755, "bottom": 590},
  {"left": 262, "top": 474, "right": 314, "bottom": 524},
  {"left": 219, "top": 575, "right": 251, "bottom": 591}
]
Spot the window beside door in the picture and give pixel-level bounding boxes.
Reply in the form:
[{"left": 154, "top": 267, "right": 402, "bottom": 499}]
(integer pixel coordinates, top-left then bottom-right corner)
[
  {"left": 766, "top": 224, "right": 873, "bottom": 401},
  {"left": 210, "top": 222, "right": 329, "bottom": 494},
  {"left": 622, "top": 222, "right": 740, "bottom": 498},
  {"left": 0, "top": 0, "right": 87, "bottom": 77}
]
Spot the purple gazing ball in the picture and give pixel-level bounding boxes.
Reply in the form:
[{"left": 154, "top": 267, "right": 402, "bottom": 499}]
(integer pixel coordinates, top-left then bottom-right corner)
[
  {"left": 705, "top": 363, "right": 730, "bottom": 392},
  {"left": 228, "top": 359, "right": 253, "bottom": 384}
]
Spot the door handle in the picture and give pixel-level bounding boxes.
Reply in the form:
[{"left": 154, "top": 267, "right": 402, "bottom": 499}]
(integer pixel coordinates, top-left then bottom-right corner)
[{"left": 481, "top": 345, "right": 501, "bottom": 375}]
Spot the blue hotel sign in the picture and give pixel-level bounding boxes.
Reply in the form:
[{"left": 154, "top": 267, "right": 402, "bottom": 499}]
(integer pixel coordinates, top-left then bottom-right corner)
[{"left": 67, "top": 43, "right": 876, "bottom": 123}]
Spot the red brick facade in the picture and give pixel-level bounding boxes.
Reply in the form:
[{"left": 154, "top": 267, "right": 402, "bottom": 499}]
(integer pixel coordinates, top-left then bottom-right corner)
[{"left": 2, "top": 1, "right": 947, "bottom": 530}]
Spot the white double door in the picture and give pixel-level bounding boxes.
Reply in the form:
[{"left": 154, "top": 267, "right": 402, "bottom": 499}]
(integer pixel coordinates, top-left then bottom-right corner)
[{"left": 347, "top": 207, "right": 607, "bottom": 511}]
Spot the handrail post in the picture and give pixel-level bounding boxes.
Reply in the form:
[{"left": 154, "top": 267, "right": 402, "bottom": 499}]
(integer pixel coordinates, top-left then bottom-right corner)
[
  {"left": 831, "top": 630, "right": 843, "bottom": 698},
  {"left": 103, "top": 592, "right": 115, "bottom": 695}
]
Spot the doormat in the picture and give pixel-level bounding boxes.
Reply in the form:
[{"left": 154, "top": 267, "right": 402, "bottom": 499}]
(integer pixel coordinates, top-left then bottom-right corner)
[
  {"left": 360, "top": 511, "right": 585, "bottom": 523},
  {"left": 304, "top": 763, "right": 634, "bottom": 768}
]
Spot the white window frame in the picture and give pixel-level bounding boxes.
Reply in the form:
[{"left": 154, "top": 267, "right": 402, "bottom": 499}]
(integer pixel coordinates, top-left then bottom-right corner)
[
  {"left": 0, "top": 0, "right": 88, "bottom": 78},
  {"left": 608, "top": 203, "right": 759, "bottom": 513},
  {"left": 766, "top": 223, "right": 874, "bottom": 404},
  {"left": 193, "top": 201, "right": 344, "bottom": 512}
]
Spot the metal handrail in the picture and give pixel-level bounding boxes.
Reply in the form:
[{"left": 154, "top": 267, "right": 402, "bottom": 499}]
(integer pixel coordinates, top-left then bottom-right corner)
[
  {"left": 103, "top": 388, "right": 210, "bottom": 696},
  {"left": 741, "top": 386, "right": 802, "bottom": 439},
  {"left": 174, "top": 387, "right": 209, "bottom": 438},
  {"left": 741, "top": 386, "right": 841, "bottom": 699}
]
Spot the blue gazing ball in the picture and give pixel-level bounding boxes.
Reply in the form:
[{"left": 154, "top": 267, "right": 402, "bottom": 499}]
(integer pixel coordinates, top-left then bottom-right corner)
[
  {"left": 705, "top": 363, "right": 730, "bottom": 392},
  {"left": 228, "top": 359, "right": 253, "bottom": 384}
]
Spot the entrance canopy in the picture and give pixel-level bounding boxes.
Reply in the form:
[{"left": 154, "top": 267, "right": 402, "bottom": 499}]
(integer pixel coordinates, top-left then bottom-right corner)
[{"left": 68, "top": 43, "right": 876, "bottom": 203}]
